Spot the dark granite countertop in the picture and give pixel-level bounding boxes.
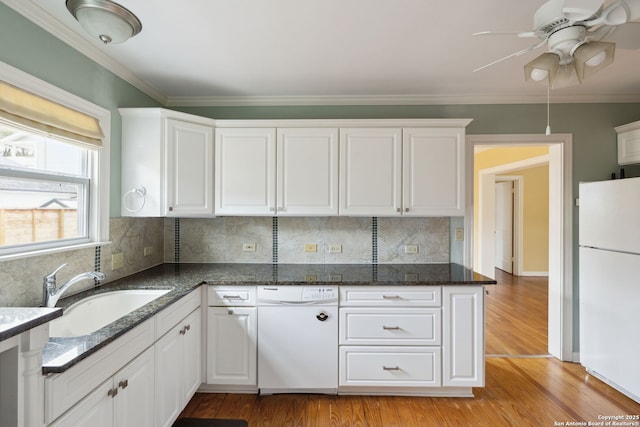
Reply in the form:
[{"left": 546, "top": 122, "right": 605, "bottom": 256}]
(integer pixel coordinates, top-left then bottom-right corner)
[
  {"left": 42, "top": 263, "right": 494, "bottom": 374},
  {"left": 0, "top": 307, "right": 62, "bottom": 342}
]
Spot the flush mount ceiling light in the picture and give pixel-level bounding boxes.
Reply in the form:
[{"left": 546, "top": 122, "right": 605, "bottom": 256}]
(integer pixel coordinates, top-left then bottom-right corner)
[{"left": 66, "top": 0, "right": 142, "bottom": 44}]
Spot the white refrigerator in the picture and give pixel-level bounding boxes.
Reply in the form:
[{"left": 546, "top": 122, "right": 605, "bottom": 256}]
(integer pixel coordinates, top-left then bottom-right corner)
[{"left": 579, "top": 177, "right": 640, "bottom": 403}]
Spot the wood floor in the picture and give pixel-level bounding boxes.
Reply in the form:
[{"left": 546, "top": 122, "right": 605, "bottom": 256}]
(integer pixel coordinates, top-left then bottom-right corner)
[{"left": 178, "top": 271, "right": 640, "bottom": 426}]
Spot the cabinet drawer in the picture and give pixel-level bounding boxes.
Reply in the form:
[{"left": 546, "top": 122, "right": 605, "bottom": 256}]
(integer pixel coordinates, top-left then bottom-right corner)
[
  {"left": 208, "top": 286, "right": 256, "bottom": 306},
  {"left": 155, "top": 289, "right": 201, "bottom": 339},
  {"left": 339, "top": 346, "right": 441, "bottom": 387},
  {"left": 340, "top": 286, "right": 441, "bottom": 307},
  {"left": 340, "top": 308, "right": 440, "bottom": 345}
]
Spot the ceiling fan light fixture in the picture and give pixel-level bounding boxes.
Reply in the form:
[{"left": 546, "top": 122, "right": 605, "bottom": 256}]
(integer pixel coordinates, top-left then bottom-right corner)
[
  {"left": 525, "top": 52, "right": 560, "bottom": 84},
  {"left": 573, "top": 41, "right": 615, "bottom": 81},
  {"left": 66, "top": 0, "right": 142, "bottom": 44}
]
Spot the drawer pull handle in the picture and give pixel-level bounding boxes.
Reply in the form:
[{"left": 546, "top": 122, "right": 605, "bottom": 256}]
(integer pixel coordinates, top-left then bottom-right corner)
[
  {"left": 107, "top": 388, "right": 118, "bottom": 398},
  {"left": 382, "top": 295, "right": 401, "bottom": 300},
  {"left": 119, "top": 379, "right": 128, "bottom": 389},
  {"left": 382, "top": 366, "right": 401, "bottom": 371},
  {"left": 222, "top": 295, "right": 242, "bottom": 300},
  {"left": 382, "top": 326, "right": 401, "bottom": 330}
]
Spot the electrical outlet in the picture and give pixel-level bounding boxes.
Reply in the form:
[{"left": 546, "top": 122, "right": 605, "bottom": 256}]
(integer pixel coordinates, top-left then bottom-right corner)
[
  {"left": 143, "top": 246, "right": 154, "bottom": 256},
  {"left": 405, "top": 273, "right": 419, "bottom": 282},
  {"left": 304, "top": 244, "right": 317, "bottom": 252},
  {"left": 329, "top": 244, "right": 342, "bottom": 253},
  {"left": 455, "top": 228, "right": 464, "bottom": 241},
  {"left": 304, "top": 275, "right": 318, "bottom": 282},
  {"left": 404, "top": 244, "right": 419, "bottom": 254},
  {"left": 111, "top": 252, "right": 124, "bottom": 270},
  {"left": 242, "top": 243, "right": 256, "bottom": 252}
]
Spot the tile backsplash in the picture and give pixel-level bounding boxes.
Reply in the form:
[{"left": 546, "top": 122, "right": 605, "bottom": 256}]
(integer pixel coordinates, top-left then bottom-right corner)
[{"left": 1, "top": 215, "right": 456, "bottom": 307}]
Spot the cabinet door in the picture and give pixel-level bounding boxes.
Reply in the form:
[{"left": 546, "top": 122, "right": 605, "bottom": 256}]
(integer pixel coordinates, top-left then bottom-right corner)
[
  {"left": 276, "top": 128, "right": 339, "bottom": 215},
  {"left": 207, "top": 307, "right": 257, "bottom": 385},
  {"left": 403, "top": 128, "right": 465, "bottom": 216},
  {"left": 181, "top": 308, "right": 202, "bottom": 401},
  {"left": 114, "top": 347, "right": 155, "bottom": 427},
  {"left": 339, "top": 128, "right": 402, "bottom": 216},
  {"left": 154, "top": 322, "right": 183, "bottom": 427},
  {"left": 442, "top": 286, "right": 484, "bottom": 387},
  {"left": 215, "top": 128, "right": 276, "bottom": 215},
  {"left": 165, "top": 119, "right": 214, "bottom": 217},
  {"left": 49, "top": 380, "right": 113, "bottom": 427}
]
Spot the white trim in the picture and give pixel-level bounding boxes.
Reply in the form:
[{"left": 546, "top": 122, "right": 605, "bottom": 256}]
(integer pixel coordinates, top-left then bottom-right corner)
[
  {"left": 0, "top": 241, "right": 111, "bottom": 262},
  {"left": 0, "top": 60, "right": 111, "bottom": 256},
  {"left": 465, "top": 133, "right": 573, "bottom": 362},
  {"left": 521, "top": 271, "right": 550, "bottom": 277},
  {"left": 166, "top": 92, "right": 640, "bottom": 107},
  {"left": 214, "top": 118, "right": 473, "bottom": 128}
]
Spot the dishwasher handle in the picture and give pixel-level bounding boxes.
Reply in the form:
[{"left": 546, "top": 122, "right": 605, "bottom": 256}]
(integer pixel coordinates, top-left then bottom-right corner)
[{"left": 316, "top": 311, "right": 330, "bottom": 321}]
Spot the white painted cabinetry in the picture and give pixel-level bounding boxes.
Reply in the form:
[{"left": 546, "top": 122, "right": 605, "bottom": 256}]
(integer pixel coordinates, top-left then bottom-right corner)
[
  {"left": 403, "top": 127, "right": 465, "bottom": 216},
  {"left": 214, "top": 127, "right": 339, "bottom": 216},
  {"left": 339, "top": 286, "right": 443, "bottom": 391},
  {"left": 615, "top": 120, "right": 640, "bottom": 165},
  {"left": 339, "top": 285, "right": 484, "bottom": 395},
  {"left": 339, "top": 128, "right": 403, "bottom": 216},
  {"left": 277, "top": 128, "right": 339, "bottom": 215},
  {"left": 49, "top": 346, "right": 155, "bottom": 427},
  {"left": 442, "top": 286, "right": 485, "bottom": 387},
  {"left": 155, "top": 304, "right": 202, "bottom": 427},
  {"left": 120, "top": 108, "right": 215, "bottom": 217},
  {"left": 339, "top": 125, "right": 467, "bottom": 216},
  {"left": 205, "top": 286, "right": 257, "bottom": 391}
]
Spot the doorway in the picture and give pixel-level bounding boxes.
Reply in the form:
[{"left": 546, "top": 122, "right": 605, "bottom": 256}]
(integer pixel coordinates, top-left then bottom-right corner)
[
  {"left": 495, "top": 179, "right": 515, "bottom": 274},
  {"left": 465, "top": 134, "right": 573, "bottom": 361}
]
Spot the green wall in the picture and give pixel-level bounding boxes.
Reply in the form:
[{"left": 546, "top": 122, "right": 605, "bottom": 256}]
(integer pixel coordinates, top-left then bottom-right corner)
[{"left": 0, "top": 2, "right": 161, "bottom": 217}]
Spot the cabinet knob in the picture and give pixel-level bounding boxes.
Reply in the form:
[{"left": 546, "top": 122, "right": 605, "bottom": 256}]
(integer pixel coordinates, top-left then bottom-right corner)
[
  {"left": 108, "top": 388, "right": 118, "bottom": 398},
  {"left": 119, "top": 379, "right": 129, "bottom": 389},
  {"left": 169, "top": 206, "right": 174, "bottom": 211},
  {"left": 405, "top": 207, "right": 409, "bottom": 212},
  {"left": 396, "top": 208, "right": 401, "bottom": 213},
  {"left": 179, "top": 327, "right": 186, "bottom": 335}
]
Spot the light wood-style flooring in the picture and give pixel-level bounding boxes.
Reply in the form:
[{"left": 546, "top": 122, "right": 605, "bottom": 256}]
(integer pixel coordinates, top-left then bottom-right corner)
[{"left": 178, "top": 271, "right": 640, "bottom": 426}]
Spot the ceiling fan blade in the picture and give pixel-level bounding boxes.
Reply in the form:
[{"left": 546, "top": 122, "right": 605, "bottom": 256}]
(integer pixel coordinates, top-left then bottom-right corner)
[
  {"left": 473, "top": 40, "right": 547, "bottom": 72},
  {"left": 604, "top": 22, "right": 640, "bottom": 48},
  {"left": 473, "top": 30, "right": 543, "bottom": 38},
  {"left": 562, "top": 0, "right": 605, "bottom": 21}
]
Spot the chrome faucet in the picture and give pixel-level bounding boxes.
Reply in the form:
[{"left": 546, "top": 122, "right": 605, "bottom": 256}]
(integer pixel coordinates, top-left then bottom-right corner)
[{"left": 43, "top": 263, "right": 105, "bottom": 308}]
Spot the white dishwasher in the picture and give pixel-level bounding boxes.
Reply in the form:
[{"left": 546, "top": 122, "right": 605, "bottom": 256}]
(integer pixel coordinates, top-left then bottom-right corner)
[{"left": 257, "top": 285, "right": 338, "bottom": 394}]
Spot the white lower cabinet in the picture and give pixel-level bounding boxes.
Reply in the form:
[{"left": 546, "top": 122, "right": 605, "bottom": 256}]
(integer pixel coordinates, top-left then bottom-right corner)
[
  {"left": 45, "top": 290, "right": 203, "bottom": 427},
  {"left": 50, "top": 346, "right": 155, "bottom": 427},
  {"left": 339, "top": 285, "right": 484, "bottom": 396},
  {"left": 155, "top": 307, "right": 202, "bottom": 427},
  {"left": 442, "top": 286, "right": 485, "bottom": 387},
  {"left": 205, "top": 286, "right": 257, "bottom": 392}
]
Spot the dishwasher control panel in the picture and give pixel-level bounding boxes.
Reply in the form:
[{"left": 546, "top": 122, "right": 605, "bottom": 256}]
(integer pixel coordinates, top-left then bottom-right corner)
[{"left": 257, "top": 286, "right": 338, "bottom": 305}]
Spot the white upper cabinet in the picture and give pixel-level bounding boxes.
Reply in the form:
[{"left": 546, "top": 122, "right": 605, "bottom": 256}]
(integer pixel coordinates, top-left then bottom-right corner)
[
  {"left": 403, "top": 127, "right": 465, "bottom": 216},
  {"left": 277, "top": 128, "right": 339, "bottom": 215},
  {"left": 340, "top": 126, "right": 466, "bottom": 216},
  {"left": 339, "top": 128, "right": 402, "bottom": 216},
  {"left": 120, "top": 108, "right": 215, "bottom": 217},
  {"left": 215, "top": 128, "right": 277, "bottom": 215},
  {"left": 215, "top": 127, "right": 339, "bottom": 216}
]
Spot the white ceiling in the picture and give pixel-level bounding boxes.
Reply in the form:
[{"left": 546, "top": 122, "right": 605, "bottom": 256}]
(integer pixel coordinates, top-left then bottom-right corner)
[{"left": 5, "top": 0, "right": 640, "bottom": 106}]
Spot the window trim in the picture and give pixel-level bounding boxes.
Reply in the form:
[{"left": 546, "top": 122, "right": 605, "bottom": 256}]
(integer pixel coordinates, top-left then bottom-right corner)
[{"left": 0, "top": 60, "right": 110, "bottom": 260}]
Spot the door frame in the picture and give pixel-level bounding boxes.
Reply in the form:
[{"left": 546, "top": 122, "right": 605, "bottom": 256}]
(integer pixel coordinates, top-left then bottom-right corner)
[{"left": 465, "top": 134, "right": 574, "bottom": 361}]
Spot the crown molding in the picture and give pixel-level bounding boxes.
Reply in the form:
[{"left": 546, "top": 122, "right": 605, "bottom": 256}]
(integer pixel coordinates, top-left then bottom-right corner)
[
  {"left": 165, "top": 92, "right": 640, "bottom": 107},
  {"left": 2, "top": 0, "right": 167, "bottom": 105}
]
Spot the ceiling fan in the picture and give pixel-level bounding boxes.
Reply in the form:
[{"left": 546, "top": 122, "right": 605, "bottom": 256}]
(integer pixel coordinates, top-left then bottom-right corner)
[{"left": 474, "top": 0, "right": 640, "bottom": 88}]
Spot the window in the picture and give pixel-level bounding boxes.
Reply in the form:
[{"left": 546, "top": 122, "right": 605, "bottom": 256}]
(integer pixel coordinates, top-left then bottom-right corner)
[{"left": 0, "top": 62, "right": 110, "bottom": 259}]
